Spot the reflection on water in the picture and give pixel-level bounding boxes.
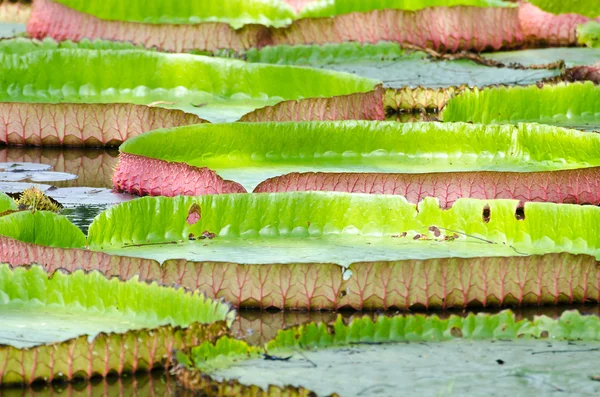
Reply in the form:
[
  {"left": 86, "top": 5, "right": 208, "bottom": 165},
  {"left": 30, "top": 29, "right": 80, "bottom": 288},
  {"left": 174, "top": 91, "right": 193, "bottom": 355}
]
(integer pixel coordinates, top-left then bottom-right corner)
[
  {"left": 0, "top": 146, "right": 135, "bottom": 231},
  {"left": 0, "top": 146, "right": 119, "bottom": 189},
  {"left": 61, "top": 205, "right": 112, "bottom": 234},
  {"left": 0, "top": 371, "right": 177, "bottom": 396},
  {"left": 233, "top": 305, "right": 600, "bottom": 345}
]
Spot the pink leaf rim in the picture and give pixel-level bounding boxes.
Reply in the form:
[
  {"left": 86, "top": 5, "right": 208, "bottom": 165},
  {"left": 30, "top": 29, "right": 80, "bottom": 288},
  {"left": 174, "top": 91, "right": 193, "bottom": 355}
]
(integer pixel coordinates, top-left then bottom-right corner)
[
  {"left": 2, "top": 236, "right": 598, "bottom": 311},
  {"left": 29, "top": 0, "right": 593, "bottom": 53}
]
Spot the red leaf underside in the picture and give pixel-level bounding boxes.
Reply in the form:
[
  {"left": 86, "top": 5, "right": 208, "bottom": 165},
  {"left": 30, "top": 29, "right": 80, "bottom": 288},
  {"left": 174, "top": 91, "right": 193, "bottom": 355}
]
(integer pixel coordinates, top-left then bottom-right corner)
[
  {"left": 1, "top": 236, "right": 598, "bottom": 311},
  {"left": 0, "top": 103, "right": 205, "bottom": 147},
  {"left": 253, "top": 170, "right": 600, "bottom": 207},
  {"left": 29, "top": 0, "right": 578, "bottom": 53}
]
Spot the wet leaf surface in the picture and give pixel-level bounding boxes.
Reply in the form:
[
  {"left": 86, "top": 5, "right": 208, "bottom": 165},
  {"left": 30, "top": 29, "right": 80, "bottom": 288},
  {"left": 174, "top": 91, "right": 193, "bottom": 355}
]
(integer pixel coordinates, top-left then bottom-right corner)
[{"left": 214, "top": 340, "right": 600, "bottom": 396}]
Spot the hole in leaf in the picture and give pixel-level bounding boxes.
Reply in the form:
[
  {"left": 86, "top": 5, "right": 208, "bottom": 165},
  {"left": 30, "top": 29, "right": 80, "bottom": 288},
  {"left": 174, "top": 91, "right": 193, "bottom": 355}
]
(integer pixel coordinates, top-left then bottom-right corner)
[
  {"left": 186, "top": 203, "right": 202, "bottom": 225},
  {"left": 450, "top": 327, "right": 463, "bottom": 338},
  {"left": 482, "top": 204, "right": 491, "bottom": 223},
  {"left": 515, "top": 203, "right": 526, "bottom": 221}
]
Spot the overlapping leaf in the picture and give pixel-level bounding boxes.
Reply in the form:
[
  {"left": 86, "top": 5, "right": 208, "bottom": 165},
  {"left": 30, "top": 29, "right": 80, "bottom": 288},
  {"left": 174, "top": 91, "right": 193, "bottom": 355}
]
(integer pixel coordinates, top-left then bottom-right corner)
[
  {"left": 527, "top": 0, "right": 600, "bottom": 18},
  {"left": 298, "top": 0, "right": 512, "bottom": 19},
  {"left": 0, "top": 49, "right": 376, "bottom": 122},
  {"left": 115, "top": 121, "right": 600, "bottom": 197},
  {"left": 87, "top": 192, "right": 600, "bottom": 263},
  {"left": 441, "top": 82, "right": 600, "bottom": 131},
  {"left": 52, "top": 0, "right": 296, "bottom": 28},
  {"left": 175, "top": 311, "right": 600, "bottom": 395},
  {"left": 0, "top": 264, "right": 233, "bottom": 385}
]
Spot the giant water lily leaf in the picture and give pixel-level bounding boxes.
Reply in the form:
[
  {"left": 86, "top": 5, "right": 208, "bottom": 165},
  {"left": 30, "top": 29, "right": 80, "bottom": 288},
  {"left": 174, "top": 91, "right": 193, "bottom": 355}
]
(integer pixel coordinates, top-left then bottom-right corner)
[
  {"left": 0, "top": 48, "right": 380, "bottom": 145},
  {"left": 0, "top": 192, "right": 17, "bottom": 212},
  {"left": 251, "top": 43, "right": 600, "bottom": 70},
  {"left": 52, "top": 0, "right": 296, "bottom": 28},
  {"left": 243, "top": 43, "right": 561, "bottom": 89},
  {"left": 115, "top": 121, "right": 600, "bottom": 195},
  {"left": 578, "top": 21, "right": 600, "bottom": 47},
  {"left": 31, "top": 0, "right": 523, "bottom": 54},
  {"left": 2, "top": 234, "right": 599, "bottom": 310},
  {"left": 0, "top": 211, "right": 86, "bottom": 248},
  {"left": 0, "top": 37, "right": 146, "bottom": 54},
  {"left": 86, "top": 192, "right": 600, "bottom": 265},
  {"left": 0, "top": 49, "right": 377, "bottom": 123},
  {"left": 176, "top": 311, "right": 600, "bottom": 396},
  {"left": 297, "top": 0, "right": 512, "bottom": 18},
  {"left": 31, "top": 0, "right": 592, "bottom": 54},
  {"left": 527, "top": 0, "right": 600, "bottom": 18},
  {"left": 440, "top": 82, "right": 600, "bottom": 131},
  {"left": 0, "top": 266, "right": 232, "bottom": 348},
  {"left": 0, "top": 264, "right": 233, "bottom": 384}
]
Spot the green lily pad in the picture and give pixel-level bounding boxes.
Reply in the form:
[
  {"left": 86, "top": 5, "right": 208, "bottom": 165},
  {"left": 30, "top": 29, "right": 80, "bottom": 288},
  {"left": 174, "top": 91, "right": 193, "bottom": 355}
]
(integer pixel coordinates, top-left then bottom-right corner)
[
  {"left": 298, "top": 0, "right": 512, "bottom": 19},
  {"left": 82, "top": 192, "right": 600, "bottom": 264},
  {"left": 0, "top": 263, "right": 233, "bottom": 385},
  {"left": 176, "top": 311, "right": 600, "bottom": 396},
  {"left": 119, "top": 121, "right": 600, "bottom": 192},
  {"left": 52, "top": 0, "right": 296, "bottom": 29},
  {"left": 244, "top": 43, "right": 562, "bottom": 88},
  {"left": 0, "top": 192, "right": 17, "bottom": 212},
  {"left": 441, "top": 82, "right": 600, "bottom": 132},
  {"left": 0, "top": 48, "right": 377, "bottom": 123},
  {"left": 527, "top": 0, "right": 600, "bottom": 18},
  {"left": 0, "top": 265, "right": 233, "bottom": 349}
]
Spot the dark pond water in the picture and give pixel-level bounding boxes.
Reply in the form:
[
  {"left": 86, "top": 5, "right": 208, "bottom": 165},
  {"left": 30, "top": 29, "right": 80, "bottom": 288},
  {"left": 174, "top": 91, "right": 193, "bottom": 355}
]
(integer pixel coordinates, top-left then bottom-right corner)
[{"left": 0, "top": 146, "right": 133, "bottom": 232}]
